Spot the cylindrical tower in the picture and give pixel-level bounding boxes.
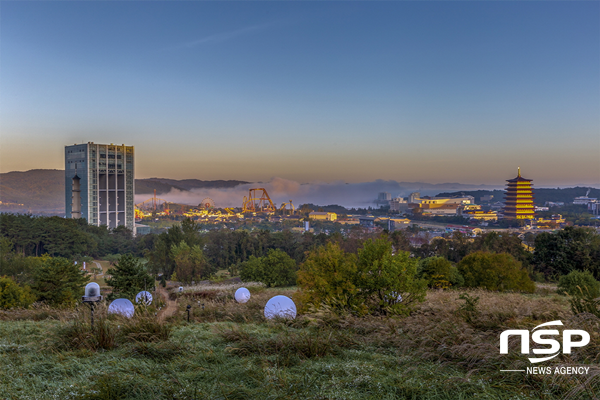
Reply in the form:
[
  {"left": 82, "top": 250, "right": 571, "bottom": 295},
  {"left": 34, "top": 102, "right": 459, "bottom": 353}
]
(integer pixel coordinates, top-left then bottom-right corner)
[{"left": 72, "top": 174, "right": 82, "bottom": 219}]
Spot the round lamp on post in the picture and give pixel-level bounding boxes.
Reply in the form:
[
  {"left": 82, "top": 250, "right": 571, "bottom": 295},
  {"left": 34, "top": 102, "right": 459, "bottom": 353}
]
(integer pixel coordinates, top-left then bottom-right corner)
[{"left": 82, "top": 282, "right": 103, "bottom": 328}]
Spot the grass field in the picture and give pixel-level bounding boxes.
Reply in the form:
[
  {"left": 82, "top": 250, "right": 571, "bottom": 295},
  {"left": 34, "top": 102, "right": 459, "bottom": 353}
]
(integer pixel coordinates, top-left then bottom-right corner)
[{"left": 0, "top": 287, "right": 598, "bottom": 400}]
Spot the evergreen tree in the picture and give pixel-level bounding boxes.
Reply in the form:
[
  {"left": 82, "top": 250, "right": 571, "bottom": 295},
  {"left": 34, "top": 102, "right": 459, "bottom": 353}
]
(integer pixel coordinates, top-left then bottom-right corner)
[
  {"left": 106, "top": 254, "right": 153, "bottom": 299},
  {"left": 31, "top": 256, "right": 88, "bottom": 306}
]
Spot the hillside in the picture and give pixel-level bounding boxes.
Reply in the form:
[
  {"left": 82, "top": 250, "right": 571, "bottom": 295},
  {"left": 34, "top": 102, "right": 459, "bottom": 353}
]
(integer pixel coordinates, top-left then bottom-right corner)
[
  {"left": 0, "top": 169, "right": 248, "bottom": 214},
  {"left": 0, "top": 169, "right": 64, "bottom": 212},
  {"left": 437, "top": 187, "right": 600, "bottom": 205}
]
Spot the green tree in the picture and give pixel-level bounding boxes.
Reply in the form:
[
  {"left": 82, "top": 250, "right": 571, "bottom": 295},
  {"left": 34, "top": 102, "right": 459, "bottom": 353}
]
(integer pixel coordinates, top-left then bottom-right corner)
[
  {"left": 557, "top": 270, "right": 600, "bottom": 298},
  {"left": 106, "top": 254, "right": 153, "bottom": 299},
  {"left": 389, "top": 230, "right": 411, "bottom": 252},
  {"left": 354, "top": 239, "right": 427, "bottom": 315},
  {"left": 296, "top": 242, "right": 360, "bottom": 312},
  {"left": 297, "top": 240, "right": 427, "bottom": 315},
  {"left": 240, "top": 249, "right": 297, "bottom": 287},
  {"left": 171, "top": 241, "right": 207, "bottom": 284},
  {"left": 418, "top": 256, "right": 464, "bottom": 288},
  {"left": 0, "top": 276, "right": 36, "bottom": 309},
  {"left": 472, "top": 232, "right": 533, "bottom": 269},
  {"left": 458, "top": 252, "right": 534, "bottom": 293},
  {"left": 31, "top": 256, "right": 88, "bottom": 306},
  {"left": 533, "top": 227, "right": 600, "bottom": 279}
]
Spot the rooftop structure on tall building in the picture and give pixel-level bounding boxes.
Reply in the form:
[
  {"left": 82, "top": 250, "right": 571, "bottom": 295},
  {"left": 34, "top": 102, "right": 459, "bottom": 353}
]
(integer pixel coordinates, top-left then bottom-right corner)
[
  {"left": 503, "top": 167, "right": 534, "bottom": 220},
  {"left": 65, "top": 142, "right": 135, "bottom": 232}
]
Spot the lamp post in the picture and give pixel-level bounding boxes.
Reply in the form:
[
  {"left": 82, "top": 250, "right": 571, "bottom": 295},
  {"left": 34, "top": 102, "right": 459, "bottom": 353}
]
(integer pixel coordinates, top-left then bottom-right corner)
[{"left": 82, "top": 282, "right": 103, "bottom": 328}]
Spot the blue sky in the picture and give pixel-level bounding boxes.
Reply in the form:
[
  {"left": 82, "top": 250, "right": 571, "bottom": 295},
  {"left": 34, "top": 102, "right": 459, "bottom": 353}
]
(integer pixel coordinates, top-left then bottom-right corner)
[{"left": 1, "top": 1, "right": 599, "bottom": 186}]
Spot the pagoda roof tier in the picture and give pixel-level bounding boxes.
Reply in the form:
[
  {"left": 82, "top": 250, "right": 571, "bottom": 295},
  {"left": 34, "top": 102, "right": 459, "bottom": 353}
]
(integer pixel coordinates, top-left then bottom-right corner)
[
  {"left": 506, "top": 177, "right": 533, "bottom": 183},
  {"left": 506, "top": 167, "right": 533, "bottom": 183}
]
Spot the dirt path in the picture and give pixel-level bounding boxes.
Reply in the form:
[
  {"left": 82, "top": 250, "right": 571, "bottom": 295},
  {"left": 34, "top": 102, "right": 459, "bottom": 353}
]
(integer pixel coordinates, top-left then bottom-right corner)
[
  {"left": 92, "top": 261, "right": 104, "bottom": 276},
  {"left": 156, "top": 285, "right": 179, "bottom": 322}
]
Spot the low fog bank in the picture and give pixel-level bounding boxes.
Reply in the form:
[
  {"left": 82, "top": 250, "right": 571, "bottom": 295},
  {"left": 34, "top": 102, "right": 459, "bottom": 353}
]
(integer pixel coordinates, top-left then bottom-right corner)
[{"left": 135, "top": 178, "right": 503, "bottom": 209}]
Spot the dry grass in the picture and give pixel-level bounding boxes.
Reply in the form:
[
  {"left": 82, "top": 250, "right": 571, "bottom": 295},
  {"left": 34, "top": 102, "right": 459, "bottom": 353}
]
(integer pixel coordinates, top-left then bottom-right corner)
[
  {"left": 1, "top": 285, "right": 599, "bottom": 399},
  {"left": 0, "top": 303, "right": 77, "bottom": 321},
  {"left": 218, "top": 325, "right": 355, "bottom": 367},
  {"left": 170, "top": 287, "right": 291, "bottom": 324},
  {"left": 180, "top": 281, "right": 265, "bottom": 294},
  {"left": 47, "top": 307, "right": 173, "bottom": 352}
]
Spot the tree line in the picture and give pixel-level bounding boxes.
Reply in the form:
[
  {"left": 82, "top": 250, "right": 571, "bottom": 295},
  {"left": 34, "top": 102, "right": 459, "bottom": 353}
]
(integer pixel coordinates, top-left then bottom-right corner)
[{"left": 1, "top": 214, "right": 599, "bottom": 310}]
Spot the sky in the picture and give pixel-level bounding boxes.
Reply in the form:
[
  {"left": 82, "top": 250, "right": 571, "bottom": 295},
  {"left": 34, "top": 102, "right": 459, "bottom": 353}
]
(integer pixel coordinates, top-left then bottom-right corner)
[{"left": 1, "top": 1, "right": 599, "bottom": 187}]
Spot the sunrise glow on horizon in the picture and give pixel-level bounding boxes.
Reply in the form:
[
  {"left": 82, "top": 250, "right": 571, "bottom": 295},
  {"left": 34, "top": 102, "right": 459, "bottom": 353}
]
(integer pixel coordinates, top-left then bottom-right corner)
[{"left": 1, "top": 2, "right": 598, "bottom": 187}]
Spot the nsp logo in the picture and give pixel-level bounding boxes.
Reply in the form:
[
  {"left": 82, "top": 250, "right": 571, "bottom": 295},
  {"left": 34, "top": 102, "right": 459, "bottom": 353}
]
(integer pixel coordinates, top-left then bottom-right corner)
[{"left": 500, "top": 320, "right": 590, "bottom": 363}]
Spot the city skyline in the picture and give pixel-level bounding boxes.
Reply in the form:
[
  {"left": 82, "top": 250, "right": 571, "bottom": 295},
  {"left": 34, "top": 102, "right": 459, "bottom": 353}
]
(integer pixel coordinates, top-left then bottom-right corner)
[{"left": 1, "top": 2, "right": 599, "bottom": 186}]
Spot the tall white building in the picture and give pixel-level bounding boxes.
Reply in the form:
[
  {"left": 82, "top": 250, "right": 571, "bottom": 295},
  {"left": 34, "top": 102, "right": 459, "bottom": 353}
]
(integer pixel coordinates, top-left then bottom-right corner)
[{"left": 65, "top": 142, "right": 135, "bottom": 232}]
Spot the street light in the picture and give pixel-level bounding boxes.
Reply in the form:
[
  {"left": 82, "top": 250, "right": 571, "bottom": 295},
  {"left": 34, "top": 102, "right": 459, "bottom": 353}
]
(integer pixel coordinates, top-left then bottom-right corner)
[{"left": 82, "top": 282, "right": 103, "bottom": 328}]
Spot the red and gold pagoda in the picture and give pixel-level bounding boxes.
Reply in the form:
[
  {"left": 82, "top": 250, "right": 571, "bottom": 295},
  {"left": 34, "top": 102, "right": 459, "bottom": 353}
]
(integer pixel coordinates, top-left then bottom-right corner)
[{"left": 503, "top": 167, "right": 535, "bottom": 220}]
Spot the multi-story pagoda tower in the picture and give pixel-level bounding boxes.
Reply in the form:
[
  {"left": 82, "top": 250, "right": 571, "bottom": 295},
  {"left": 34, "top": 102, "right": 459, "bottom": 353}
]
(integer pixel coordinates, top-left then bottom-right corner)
[{"left": 503, "top": 167, "right": 535, "bottom": 220}]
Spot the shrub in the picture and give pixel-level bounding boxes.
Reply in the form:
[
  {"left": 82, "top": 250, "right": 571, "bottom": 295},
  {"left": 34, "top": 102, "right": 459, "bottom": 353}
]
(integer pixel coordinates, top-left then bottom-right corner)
[
  {"left": 355, "top": 239, "right": 427, "bottom": 314},
  {"left": 297, "top": 239, "right": 427, "bottom": 315},
  {"left": 418, "top": 257, "right": 464, "bottom": 288},
  {"left": 297, "top": 243, "right": 359, "bottom": 312},
  {"left": 240, "top": 249, "right": 297, "bottom": 287},
  {"left": 0, "top": 276, "right": 36, "bottom": 309},
  {"left": 557, "top": 270, "right": 600, "bottom": 298},
  {"left": 457, "top": 252, "right": 535, "bottom": 293},
  {"left": 457, "top": 293, "right": 480, "bottom": 323}
]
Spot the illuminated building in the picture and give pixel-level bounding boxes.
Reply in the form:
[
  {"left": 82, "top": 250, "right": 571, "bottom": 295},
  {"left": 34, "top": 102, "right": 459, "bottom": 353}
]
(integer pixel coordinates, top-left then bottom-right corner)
[
  {"left": 409, "top": 195, "right": 474, "bottom": 216},
  {"left": 459, "top": 204, "right": 498, "bottom": 221},
  {"left": 503, "top": 168, "right": 535, "bottom": 220},
  {"left": 65, "top": 142, "right": 135, "bottom": 232},
  {"left": 309, "top": 212, "right": 337, "bottom": 221}
]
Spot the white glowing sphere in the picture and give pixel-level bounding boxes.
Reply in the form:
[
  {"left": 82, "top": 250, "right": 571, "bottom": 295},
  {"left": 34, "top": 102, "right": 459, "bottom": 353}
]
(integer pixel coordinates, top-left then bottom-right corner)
[
  {"left": 108, "top": 298, "right": 135, "bottom": 318},
  {"left": 235, "top": 287, "right": 251, "bottom": 303},
  {"left": 178, "top": 286, "right": 184, "bottom": 293},
  {"left": 135, "top": 291, "right": 153, "bottom": 305},
  {"left": 264, "top": 295, "right": 297, "bottom": 320}
]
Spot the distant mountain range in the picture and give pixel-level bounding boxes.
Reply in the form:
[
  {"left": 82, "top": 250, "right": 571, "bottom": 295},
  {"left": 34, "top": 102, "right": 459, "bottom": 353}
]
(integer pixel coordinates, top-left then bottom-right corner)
[
  {"left": 1, "top": 169, "right": 596, "bottom": 214},
  {"left": 0, "top": 169, "right": 248, "bottom": 214},
  {"left": 0, "top": 170, "right": 65, "bottom": 212}
]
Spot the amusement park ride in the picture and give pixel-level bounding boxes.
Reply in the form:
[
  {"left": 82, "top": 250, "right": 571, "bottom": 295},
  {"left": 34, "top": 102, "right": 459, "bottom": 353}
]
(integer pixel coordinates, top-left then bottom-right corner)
[{"left": 134, "top": 188, "right": 295, "bottom": 221}]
